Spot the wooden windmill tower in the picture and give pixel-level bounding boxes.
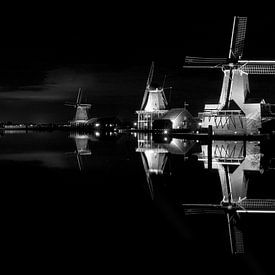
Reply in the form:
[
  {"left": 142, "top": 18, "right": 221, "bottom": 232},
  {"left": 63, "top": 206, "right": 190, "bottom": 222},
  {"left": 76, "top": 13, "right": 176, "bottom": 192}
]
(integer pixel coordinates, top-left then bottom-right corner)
[
  {"left": 136, "top": 62, "right": 168, "bottom": 130},
  {"left": 184, "top": 16, "right": 275, "bottom": 134},
  {"left": 65, "top": 88, "right": 92, "bottom": 127}
]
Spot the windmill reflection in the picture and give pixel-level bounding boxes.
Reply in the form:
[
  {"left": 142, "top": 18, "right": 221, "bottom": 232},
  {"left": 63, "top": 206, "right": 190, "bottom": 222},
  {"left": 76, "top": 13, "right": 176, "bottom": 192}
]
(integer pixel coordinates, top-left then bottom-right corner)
[
  {"left": 183, "top": 140, "right": 275, "bottom": 254},
  {"left": 136, "top": 133, "right": 197, "bottom": 199},
  {"left": 69, "top": 132, "right": 94, "bottom": 171},
  {"left": 199, "top": 140, "right": 261, "bottom": 204}
]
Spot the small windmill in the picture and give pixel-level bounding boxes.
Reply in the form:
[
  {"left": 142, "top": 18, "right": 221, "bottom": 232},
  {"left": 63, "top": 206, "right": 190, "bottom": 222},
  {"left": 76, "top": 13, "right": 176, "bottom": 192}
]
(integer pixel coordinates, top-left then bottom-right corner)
[
  {"left": 136, "top": 62, "right": 168, "bottom": 129},
  {"left": 65, "top": 88, "right": 92, "bottom": 126},
  {"left": 184, "top": 16, "right": 275, "bottom": 134}
]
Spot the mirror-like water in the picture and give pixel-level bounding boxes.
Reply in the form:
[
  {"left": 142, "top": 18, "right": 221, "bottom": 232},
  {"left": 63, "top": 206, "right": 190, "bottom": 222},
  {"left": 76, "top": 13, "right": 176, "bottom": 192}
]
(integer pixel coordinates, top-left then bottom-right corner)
[{"left": 1, "top": 130, "right": 274, "bottom": 273}]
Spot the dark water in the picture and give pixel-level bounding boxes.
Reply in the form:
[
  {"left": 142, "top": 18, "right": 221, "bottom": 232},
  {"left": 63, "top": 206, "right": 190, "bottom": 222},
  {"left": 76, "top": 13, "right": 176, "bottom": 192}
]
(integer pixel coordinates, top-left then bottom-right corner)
[{"left": 1, "top": 130, "right": 274, "bottom": 274}]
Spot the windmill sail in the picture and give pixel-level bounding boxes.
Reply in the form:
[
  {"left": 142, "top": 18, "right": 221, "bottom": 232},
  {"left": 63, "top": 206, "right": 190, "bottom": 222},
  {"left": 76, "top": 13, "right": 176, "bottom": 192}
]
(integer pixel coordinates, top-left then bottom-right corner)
[
  {"left": 239, "top": 63, "right": 275, "bottom": 74},
  {"left": 141, "top": 62, "right": 154, "bottom": 110},
  {"left": 185, "top": 56, "right": 227, "bottom": 66},
  {"left": 227, "top": 213, "right": 244, "bottom": 254},
  {"left": 146, "top": 61, "right": 154, "bottom": 88},
  {"left": 76, "top": 88, "right": 82, "bottom": 105},
  {"left": 229, "top": 16, "right": 247, "bottom": 60}
]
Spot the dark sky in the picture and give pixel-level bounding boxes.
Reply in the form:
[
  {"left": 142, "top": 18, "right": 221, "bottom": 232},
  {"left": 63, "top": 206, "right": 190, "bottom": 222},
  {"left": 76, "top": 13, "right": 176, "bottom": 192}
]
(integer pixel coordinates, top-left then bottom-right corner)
[{"left": 1, "top": 10, "right": 275, "bottom": 123}]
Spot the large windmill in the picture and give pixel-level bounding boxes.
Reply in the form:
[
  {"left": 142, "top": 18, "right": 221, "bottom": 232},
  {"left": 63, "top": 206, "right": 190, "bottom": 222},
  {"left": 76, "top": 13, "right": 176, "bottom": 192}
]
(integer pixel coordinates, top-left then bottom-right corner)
[
  {"left": 65, "top": 88, "right": 92, "bottom": 127},
  {"left": 184, "top": 16, "right": 275, "bottom": 134},
  {"left": 136, "top": 62, "right": 168, "bottom": 130}
]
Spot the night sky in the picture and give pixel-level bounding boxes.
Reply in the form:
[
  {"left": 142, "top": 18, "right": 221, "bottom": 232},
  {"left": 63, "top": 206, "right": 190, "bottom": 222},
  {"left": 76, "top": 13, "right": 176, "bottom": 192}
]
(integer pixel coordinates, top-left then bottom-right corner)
[{"left": 1, "top": 10, "right": 275, "bottom": 124}]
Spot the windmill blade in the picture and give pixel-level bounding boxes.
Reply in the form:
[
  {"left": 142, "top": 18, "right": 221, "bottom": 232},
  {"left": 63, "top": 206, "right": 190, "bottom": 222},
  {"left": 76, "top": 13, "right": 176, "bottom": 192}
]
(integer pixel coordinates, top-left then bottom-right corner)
[
  {"left": 227, "top": 213, "right": 244, "bottom": 254},
  {"left": 238, "top": 199, "right": 275, "bottom": 211},
  {"left": 185, "top": 56, "right": 227, "bottom": 65},
  {"left": 76, "top": 153, "right": 83, "bottom": 171},
  {"left": 182, "top": 203, "right": 228, "bottom": 215},
  {"left": 64, "top": 102, "right": 76, "bottom": 107},
  {"left": 76, "top": 88, "right": 82, "bottom": 105},
  {"left": 146, "top": 61, "right": 154, "bottom": 88},
  {"left": 239, "top": 63, "right": 275, "bottom": 74},
  {"left": 146, "top": 172, "right": 154, "bottom": 200},
  {"left": 140, "top": 62, "right": 155, "bottom": 110},
  {"left": 140, "top": 88, "right": 149, "bottom": 110},
  {"left": 184, "top": 208, "right": 224, "bottom": 215},
  {"left": 229, "top": 16, "right": 247, "bottom": 60}
]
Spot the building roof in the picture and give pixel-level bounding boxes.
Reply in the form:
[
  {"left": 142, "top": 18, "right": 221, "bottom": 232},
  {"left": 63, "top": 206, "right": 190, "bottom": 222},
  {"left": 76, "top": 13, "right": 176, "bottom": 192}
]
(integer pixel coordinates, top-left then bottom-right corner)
[{"left": 161, "top": 108, "right": 193, "bottom": 121}]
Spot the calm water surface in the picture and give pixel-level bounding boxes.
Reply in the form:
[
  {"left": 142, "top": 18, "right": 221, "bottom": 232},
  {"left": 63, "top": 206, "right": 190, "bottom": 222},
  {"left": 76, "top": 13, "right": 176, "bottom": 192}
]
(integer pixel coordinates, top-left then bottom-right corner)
[{"left": 1, "top": 130, "right": 274, "bottom": 273}]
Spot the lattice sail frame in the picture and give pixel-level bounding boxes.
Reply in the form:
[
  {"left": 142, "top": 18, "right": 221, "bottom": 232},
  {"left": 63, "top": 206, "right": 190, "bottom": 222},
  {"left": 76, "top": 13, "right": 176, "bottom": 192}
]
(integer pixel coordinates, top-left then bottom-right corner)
[
  {"left": 184, "top": 16, "right": 275, "bottom": 75},
  {"left": 229, "top": 16, "right": 247, "bottom": 60}
]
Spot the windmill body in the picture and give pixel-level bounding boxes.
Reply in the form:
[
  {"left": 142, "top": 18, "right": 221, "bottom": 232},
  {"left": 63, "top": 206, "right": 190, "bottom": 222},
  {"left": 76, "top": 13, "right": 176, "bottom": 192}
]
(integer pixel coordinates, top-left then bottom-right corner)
[
  {"left": 136, "top": 62, "right": 168, "bottom": 130},
  {"left": 184, "top": 16, "right": 275, "bottom": 134}
]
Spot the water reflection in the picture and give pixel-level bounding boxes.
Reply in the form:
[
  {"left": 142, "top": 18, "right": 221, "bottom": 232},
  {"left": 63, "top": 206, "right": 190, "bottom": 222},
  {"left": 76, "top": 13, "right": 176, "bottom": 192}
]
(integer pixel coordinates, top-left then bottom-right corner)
[
  {"left": 69, "top": 132, "right": 93, "bottom": 171},
  {"left": 199, "top": 140, "right": 261, "bottom": 203},
  {"left": 68, "top": 130, "right": 120, "bottom": 171},
  {"left": 193, "top": 140, "right": 274, "bottom": 254},
  {"left": 136, "top": 133, "right": 198, "bottom": 199},
  {"left": 136, "top": 133, "right": 275, "bottom": 254}
]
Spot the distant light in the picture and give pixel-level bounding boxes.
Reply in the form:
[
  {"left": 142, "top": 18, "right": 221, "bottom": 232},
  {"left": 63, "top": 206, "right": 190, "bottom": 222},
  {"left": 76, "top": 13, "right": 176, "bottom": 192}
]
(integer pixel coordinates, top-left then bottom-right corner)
[
  {"left": 164, "top": 130, "right": 168, "bottom": 134},
  {"left": 198, "top": 122, "right": 202, "bottom": 126},
  {"left": 95, "top": 131, "right": 100, "bottom": 137},
  {"left": 95, "top": 123, "right": 100, "bottom": 127},
  {"left": 164, "top": 137, "right": 168, "bottom": 141},
  {"left": 133, "top": 122, "right": 137, "bottom": 126}
]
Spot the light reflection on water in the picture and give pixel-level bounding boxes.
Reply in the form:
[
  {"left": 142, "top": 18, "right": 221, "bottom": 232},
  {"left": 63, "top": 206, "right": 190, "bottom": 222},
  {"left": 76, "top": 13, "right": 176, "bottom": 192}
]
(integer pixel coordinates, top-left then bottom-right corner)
[{"left": 1, "top": 130, "right": 274, "bottom": 271}]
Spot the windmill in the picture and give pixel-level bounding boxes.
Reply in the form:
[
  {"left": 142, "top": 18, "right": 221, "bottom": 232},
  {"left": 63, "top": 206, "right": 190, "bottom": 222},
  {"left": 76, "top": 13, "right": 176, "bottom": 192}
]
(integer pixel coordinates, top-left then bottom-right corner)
[
  {"left": 184, "top": 16, "right": 275, "bottom": 134},
  {"left": 65, "top": 88, "right": 92, "bottom": 127},
  {"left": 136, "top": 62, "right": 168, "bottom": 130}
]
